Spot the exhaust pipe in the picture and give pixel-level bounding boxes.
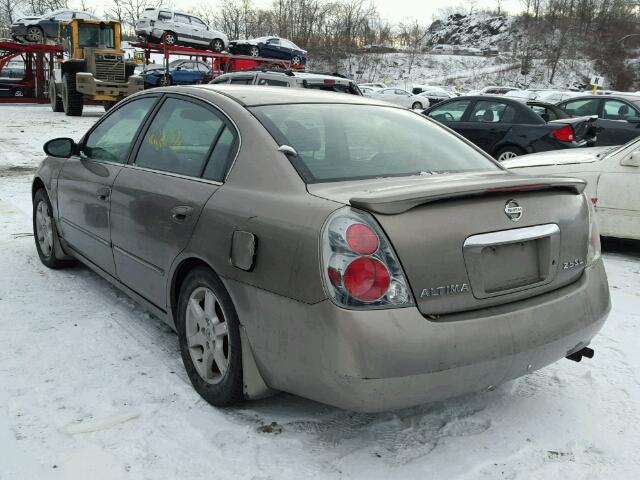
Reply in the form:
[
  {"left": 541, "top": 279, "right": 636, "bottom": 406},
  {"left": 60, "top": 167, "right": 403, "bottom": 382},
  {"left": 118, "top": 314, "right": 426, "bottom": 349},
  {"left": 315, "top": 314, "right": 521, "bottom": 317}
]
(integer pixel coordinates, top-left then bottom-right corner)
[{"left": 566, "top": 347, "right": 594, "bottom": 363}]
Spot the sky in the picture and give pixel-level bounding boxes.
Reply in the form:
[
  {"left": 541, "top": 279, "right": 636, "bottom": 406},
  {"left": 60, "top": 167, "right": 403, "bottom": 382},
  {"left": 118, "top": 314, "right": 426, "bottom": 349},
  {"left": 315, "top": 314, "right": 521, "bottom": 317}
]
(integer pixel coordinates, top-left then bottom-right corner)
[{"left": 84, "top": 0, "right": 525, "bottom": 25}]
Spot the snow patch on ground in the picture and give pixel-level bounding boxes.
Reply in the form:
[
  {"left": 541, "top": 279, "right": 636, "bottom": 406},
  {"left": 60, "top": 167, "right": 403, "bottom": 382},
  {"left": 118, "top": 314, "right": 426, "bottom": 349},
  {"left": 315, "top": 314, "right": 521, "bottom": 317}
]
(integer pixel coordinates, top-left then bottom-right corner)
[{"left": 1, "top": 106, "right": 640, "bottom": 479}]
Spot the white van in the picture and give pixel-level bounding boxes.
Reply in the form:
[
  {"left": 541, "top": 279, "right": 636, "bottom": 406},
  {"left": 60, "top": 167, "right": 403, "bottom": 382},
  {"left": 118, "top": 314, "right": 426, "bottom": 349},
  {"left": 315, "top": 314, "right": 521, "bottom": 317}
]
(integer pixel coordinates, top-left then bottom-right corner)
[{"left": 135, "top": 8, "right": 229, "bottom": 52}]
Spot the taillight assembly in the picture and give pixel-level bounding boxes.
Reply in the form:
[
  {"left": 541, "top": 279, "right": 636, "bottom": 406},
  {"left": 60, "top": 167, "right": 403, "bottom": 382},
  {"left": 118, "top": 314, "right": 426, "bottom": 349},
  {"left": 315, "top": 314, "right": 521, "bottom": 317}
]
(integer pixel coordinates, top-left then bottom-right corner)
[
  {"left": 321, "top": 207, "right": 414, "bottom": 308},
  {"left": 551, "top": 125, "right": 575, "bottom": 142}
]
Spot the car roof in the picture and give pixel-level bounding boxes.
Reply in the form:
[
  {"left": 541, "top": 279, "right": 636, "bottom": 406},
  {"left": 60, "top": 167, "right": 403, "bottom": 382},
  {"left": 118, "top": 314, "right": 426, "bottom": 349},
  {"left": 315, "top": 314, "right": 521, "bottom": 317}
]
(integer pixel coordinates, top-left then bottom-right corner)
[
  {"left": 217, "top": 70, "right": 351, "bottom": 82},
  {"left": 560, "top": 94, "right": 640, "bottom": 103},
  {"left": 190, "top": 85, "right": 389, "bottom": 107}
]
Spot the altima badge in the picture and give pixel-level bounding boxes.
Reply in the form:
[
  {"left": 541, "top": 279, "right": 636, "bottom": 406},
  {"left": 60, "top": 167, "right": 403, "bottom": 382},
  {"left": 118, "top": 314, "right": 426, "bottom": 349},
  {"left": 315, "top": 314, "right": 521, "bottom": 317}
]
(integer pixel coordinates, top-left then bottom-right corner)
[
  {"left": 504, "top": 199, "right": 523, "bottom": 222},
  {"left": 421, "top": 283, "right": 470, "bottom": 298}
]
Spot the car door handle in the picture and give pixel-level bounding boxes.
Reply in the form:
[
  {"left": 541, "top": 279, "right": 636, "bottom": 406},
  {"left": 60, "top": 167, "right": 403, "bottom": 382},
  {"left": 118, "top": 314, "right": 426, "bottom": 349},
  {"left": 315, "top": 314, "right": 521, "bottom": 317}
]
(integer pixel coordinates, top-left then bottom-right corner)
[
  {"left": 96, "top": 187, "right": 111, "bottom": 201},
  {"left": 170, "top": 205, "right": 193, "bottom": 223}
]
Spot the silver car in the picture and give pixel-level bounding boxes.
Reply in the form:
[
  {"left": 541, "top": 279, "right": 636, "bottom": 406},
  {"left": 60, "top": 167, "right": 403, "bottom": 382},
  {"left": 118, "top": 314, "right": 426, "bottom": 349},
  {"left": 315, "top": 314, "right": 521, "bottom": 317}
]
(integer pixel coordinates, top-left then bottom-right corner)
[
  {"left": 135, "top": 8, "right": 228, "bottom": 52},
  {"left": 32, "top": 86, "right": 610, "bottom": 412}
]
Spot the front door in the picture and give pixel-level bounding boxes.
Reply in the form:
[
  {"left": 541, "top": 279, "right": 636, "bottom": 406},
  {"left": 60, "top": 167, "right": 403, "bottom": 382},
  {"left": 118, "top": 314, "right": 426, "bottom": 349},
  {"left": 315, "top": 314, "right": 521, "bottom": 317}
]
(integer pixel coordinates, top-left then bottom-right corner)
[
  {"left": 596, "top": 142, "right": 640, "bottom": 239},
  {"left": 110, "top": 95, "right": 238, "bottom": 309},
  {"left": 57, "top": 96, "right": 158, "bottom": 276},
  {"left": 597, "top": 99, "right": 640, "bottom": 146}
]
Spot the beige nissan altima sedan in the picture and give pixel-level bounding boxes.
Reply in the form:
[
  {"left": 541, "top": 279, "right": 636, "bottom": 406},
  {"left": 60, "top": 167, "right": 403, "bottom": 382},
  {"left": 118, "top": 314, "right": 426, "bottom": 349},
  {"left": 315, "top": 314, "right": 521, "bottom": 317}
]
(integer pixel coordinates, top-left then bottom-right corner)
[{"left": 32, "top": 86, "right": 610, "bottom": 412}]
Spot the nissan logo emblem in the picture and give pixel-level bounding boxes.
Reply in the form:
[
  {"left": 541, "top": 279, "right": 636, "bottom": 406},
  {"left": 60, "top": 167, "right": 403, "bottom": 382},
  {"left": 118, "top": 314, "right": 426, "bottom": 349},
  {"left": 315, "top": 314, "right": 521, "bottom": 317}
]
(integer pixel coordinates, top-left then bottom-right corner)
[{"left": 504, "top": 199, "right": 523, "bottom": 222}]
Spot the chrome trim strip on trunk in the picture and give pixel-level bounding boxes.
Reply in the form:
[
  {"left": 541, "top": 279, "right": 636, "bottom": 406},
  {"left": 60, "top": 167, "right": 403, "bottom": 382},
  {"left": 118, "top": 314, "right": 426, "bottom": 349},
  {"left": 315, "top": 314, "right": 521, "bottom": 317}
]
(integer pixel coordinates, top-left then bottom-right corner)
[{"left": 463, "top": 223, "right": 560, "bottom": 248}]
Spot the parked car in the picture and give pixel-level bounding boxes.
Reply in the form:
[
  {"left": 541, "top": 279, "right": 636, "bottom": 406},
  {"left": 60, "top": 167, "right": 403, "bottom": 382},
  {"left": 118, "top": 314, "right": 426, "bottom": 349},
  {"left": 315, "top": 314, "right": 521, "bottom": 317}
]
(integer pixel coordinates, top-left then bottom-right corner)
[
  {"left": 431, "top": 44, "right": 454, "bottom": 54},
  {"left": 0, "top": 77, "right": 33, "bottom": 97},
  {"left": 504, "top": 137, "right": 640, "bottom": 240},
  {"left": 358, "top": 85, "right": 378, "bottom": 97},
  {"left": 416, "top": 87, "right": 457, "bottom": 106},
  {"left": 135, "top": 8, "right": 228, "bottom": 52},
  {"left": 210, "top": 70, "right": 362, "bottom": 95},
  {"left": 142, "top": 60, "right": 211, "bottom": 87},
  {"left": 482, "top": 46, "right": 499, "bottom": 56},
  {"left": 412, "top": 84, "right": 459, "bottom": 95},
  {"left": 469, "top": 86, "right": 520, "bottom": 96},
  {"left": 423, "top": 96, "right": 597, "bottom": 161},
  {"left": 369, "top": 87, "right": 429, "bottom": 109},
  {"left": 11, "top": 9, "right": 97, "bottom": 43},
  {"left": 32, "top": 85, "right": 610, "bottom": 412},
  {"left": 228, "top": 36, "right": 307, "bottom": 66},
  {"left": 359, "top": 82, "right": 387, "bottom": 89},
  {"left": 556, "top": 94, "right": 640, "bottom": 146}
]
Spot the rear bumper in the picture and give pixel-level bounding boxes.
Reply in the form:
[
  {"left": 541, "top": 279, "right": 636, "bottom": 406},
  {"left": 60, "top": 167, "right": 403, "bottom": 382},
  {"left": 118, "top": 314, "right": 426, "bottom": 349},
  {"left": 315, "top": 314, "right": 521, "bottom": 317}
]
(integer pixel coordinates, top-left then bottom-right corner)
[
  {"left": 231, "top": 259, "right": 610, "bottom": 412},
  {"left": 75, "top": 73, "right": 144, "bottom": 99}
]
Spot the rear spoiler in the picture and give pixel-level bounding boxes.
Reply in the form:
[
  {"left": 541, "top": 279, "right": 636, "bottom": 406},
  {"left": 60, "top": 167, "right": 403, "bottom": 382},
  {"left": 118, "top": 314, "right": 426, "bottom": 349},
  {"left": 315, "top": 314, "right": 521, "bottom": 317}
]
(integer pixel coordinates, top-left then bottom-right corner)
[{"left": 350, "top": 176, "right": 586, "bottom": 215}]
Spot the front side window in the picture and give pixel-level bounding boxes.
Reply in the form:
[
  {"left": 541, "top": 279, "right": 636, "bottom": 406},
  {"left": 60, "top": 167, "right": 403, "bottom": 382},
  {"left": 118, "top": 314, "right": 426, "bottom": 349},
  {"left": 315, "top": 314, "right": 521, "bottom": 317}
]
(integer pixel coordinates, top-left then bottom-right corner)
[
  {"left": 158, "top": 11, "right": 172, "bottom": 21},
  {"left": 190, "top": 16, "right": 207, "bottom": 27},
  {"left": 174, "top": 13, "right": 190, "bottom": 24},
  {"left": 78, "top": 24, "right": 115, "bottom": 48},
  {"left": 253, "top": 104, "right": 497, "bottom": 183},
  {"left": 603, "top": 100, "right": 639, "bottom": 120},
  {"left": 135, "top": 98, "right": 227, "bottom": 177},
  {"left": 229, "top": 76, "right": 254, "bottom": 85},
  {"left": 266, "top": 38, "right": 280, "bottom": 45},
  {"left": 427, "top": 99, "right": 471, "bottom": 122},
  {"left": 562, "top": 98, "right": 599, "bottom": 117},
  {"left": 83, "top": 97, "right": 157, "bottom": 163}
]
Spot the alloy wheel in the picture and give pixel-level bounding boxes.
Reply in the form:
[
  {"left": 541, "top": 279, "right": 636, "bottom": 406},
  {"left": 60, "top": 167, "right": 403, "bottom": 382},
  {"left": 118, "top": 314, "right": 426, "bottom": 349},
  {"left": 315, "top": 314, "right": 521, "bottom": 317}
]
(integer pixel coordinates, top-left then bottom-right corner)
[
  {"left": 212, "top": 40, "right": 223, "bottom": 52},
  {"left": 250, "top": 46, "right": 259, "bottom": 57},
  {"left": 26, "top": 27, "right": 43, "bottom": 43},
  {"left": 35, "top": 200, "right": 54, "bottom": 258},
  {"left": 498, "top": 151, "right": 519, "bottom": 161},
  {"left": 185, "top": 287, "right": 230, "bottom": 385},
  {"left": 291, "top": 55, "right": 301, "bottom": 65},
  {"left": 164, "top": 32, "right": 176, "bottom": 45},
  {"left": 13, "top": 89, "right": 24, "bottom": 97}
]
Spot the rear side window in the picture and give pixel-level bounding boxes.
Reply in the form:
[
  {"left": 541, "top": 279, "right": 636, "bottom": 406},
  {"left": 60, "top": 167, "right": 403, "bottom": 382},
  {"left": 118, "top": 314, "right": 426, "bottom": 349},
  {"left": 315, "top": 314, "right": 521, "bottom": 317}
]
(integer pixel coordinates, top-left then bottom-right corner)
[
  {"left": 83, "top": 97, "right": 157, "bottom": 163},
  {"left": 427, "top": 99, "right": 471, "bottom": 122},
  {"left": 469, "top": 100, "right": 516, "bottom": 123},
  {"left": 252, "top": 103, "right": 498, "bottom": 183},
  {"left": 562, "top": 98, "right": 599, "bottom": 117},
  {"left": 229, "top": 76, "right": 254, "bottom": 85},
  {"left": 202, "top": 127, "right": 237, "bottom": 181},
  {"left": 603, "top": 100, "right": 638, "bottom": 120},
  {"left": 258, "top": 78, "right": 289, "bottom": 87},
  {"left": 135, "top": 98, "right": 227, "bottom": 177}
]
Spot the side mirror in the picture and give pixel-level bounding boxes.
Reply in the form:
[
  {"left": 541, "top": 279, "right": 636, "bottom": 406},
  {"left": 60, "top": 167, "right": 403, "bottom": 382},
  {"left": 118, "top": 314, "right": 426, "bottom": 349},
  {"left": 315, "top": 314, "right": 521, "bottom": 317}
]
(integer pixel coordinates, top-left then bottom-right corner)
[
  {"left": 44, "top": 138, "right": 76, "bottom": 158},
  {"left": 620, "top": 150, "right": 640, "bottom": 167}
]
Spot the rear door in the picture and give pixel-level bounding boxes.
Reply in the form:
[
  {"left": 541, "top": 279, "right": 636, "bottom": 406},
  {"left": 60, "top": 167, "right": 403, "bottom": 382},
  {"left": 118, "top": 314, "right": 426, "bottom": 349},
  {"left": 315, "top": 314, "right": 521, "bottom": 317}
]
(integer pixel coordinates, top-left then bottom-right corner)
[
  {"left": 57, "top": 96, "right": 158, "bottom": 276},
  {"left": 463, "top": 100, "right": 517, "bottom": 153},
  {"left": 109, "top": 95, "right": 238, "bottom": 309},
  {"left": 263, "top": 38, "right": 282, "bottom": 58},
  {"left": 597, "top": 99, "right": 640, "bottom": 146}
]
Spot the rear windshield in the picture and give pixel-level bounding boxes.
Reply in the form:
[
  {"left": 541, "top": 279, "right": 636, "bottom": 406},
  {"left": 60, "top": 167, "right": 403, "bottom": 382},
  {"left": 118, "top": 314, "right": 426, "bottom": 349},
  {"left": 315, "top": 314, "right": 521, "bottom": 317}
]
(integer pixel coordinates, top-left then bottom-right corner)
[
  {"left": 303, "top": 82, "right": 361, "bottom": 95},
  {"left": 252, "top": 104, "right": 498, "bottom": 183}
]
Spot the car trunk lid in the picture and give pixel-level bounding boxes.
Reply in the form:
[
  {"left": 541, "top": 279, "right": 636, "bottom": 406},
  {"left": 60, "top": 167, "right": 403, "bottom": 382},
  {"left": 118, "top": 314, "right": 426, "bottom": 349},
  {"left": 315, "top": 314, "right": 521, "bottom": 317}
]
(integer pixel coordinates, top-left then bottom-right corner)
[{"left": 309, "top": 172, "right": 589, "bottom": 315}]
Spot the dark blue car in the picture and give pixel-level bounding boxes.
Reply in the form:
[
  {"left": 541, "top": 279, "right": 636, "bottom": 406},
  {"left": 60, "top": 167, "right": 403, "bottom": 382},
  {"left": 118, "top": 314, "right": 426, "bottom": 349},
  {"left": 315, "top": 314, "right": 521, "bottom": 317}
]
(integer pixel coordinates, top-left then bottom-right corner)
[
  {"left": 142, "top": 59, "right": 211, "bottom": 87},
  {"left": 228, "top": 36, "right": 307, "bottom": 66}
]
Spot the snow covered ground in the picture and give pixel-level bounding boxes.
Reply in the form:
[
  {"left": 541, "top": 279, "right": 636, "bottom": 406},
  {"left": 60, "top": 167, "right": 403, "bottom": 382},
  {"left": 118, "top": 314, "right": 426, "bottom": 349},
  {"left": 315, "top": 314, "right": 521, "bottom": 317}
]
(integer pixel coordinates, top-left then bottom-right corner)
[{"left": 1, "top": 106, "right": 640, "bottom": 479}]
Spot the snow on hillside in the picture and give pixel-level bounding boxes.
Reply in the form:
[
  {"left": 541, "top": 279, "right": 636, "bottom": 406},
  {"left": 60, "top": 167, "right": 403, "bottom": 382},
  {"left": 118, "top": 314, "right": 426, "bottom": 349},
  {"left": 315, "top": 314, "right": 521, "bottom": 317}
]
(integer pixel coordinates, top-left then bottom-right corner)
[
  {"left": 428, "top": 13, "right": 515, "bottom": 48},
  {"left": 311, "top": 53, "right": 593, "bottom": 92}
]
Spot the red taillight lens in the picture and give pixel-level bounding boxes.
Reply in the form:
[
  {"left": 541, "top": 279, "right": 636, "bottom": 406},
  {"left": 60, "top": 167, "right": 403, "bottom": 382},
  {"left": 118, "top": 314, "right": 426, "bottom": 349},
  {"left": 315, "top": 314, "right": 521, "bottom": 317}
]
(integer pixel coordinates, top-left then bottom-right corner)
[
  {"left": 552, "top": 125, "right": 575, "bottom": 142},
  {"left": 327, "top": 266, "right": 342, "bottom": 287},
  {"left": 346, "top": 223, "right": 379, "bottom": 255},
  {"left": 344, "top": 257, "right": 390, "bottom": 302}
]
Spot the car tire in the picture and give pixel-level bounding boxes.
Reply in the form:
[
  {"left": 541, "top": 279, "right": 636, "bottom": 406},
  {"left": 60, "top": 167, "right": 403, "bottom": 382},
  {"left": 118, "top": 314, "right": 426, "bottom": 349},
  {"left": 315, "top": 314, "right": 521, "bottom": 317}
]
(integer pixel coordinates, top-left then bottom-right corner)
[
  {"left": 210, "top": 38, "right": 224, "bottom": 52},
  {"left": 411, "top": 101, "right": 423, "bottom": 109},
  {"left": 25, "top": 26, "right": 44, "bottom": 43},
  {"left": 249, "top": 46, "right": 260, "bottom": 57},
  {"left": 33, "top": 188, "right": 74, "bottom": 269},
  {"left": 163, "top": 31, "right": 177, "bottom": 45},
  {"left": 158, "top": 75, "right": 172, "bottom": 87},
  {"left": 496, "top": 145, "right": 525, "bottom": 162},
  {"left": 61, "top": 73, "right": 83, "bottom": 117},
  {"left": 291, "top": 55, "right": 302, "bottom": 66},
  {"left": 49, "top": 80, "right": 63, "bottom": 112},
  {"left": 177, "top": 267, "right": 244, "bottom": 407}
]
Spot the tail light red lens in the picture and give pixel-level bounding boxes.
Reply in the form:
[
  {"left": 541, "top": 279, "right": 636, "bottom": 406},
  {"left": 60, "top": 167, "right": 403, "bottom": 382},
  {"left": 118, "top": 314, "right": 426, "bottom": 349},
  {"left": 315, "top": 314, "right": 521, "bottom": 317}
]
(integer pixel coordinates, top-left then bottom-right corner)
[
  {"left": 320, "top": 207, "right": 413, "bottom": 308},
  {"left": 346, "top": 223, "right": 379, "bottom": 255},
  {"left": 344, "top": 257, "right": 391, "bottom": 302},
  {"left": 551, "top": 125, "right": 575, "bottom": 142}
]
